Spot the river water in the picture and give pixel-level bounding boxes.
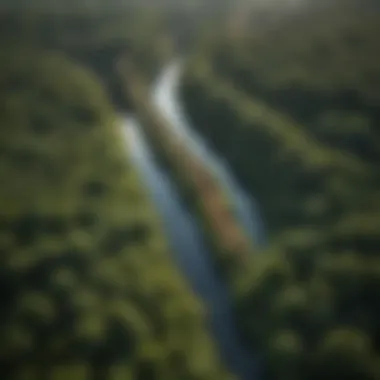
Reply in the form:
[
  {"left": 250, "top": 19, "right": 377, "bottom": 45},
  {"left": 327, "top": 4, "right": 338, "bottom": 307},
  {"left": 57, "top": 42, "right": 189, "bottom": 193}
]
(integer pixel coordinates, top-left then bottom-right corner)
[{"left": 122, "top": 61, "right": 264, "bottom": 379}]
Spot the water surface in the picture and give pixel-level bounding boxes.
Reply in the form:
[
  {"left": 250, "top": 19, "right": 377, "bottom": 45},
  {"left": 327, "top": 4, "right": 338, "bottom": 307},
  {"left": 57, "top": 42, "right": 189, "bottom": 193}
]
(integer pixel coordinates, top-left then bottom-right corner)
[{"left": 122, "top": 61, "right": 265, "bottom": 379}]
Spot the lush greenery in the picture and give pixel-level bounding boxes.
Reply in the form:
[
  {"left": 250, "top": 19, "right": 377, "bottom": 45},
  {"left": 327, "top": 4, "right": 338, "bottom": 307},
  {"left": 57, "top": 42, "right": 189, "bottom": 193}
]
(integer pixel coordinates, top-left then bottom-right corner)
[
  {"left": 0, "top": 49, "right": 234, "bottom": 379},
  {"left": 180, "top": 4, "right": 380, "bottom": 380},
  {"left": 0, "top": 9, "right": 173, "bottom": 111}
]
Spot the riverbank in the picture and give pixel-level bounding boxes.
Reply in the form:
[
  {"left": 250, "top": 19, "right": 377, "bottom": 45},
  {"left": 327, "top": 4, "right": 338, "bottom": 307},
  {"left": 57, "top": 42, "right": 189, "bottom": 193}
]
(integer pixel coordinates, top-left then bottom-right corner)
[
  {"left": 123, "top": 116, "right": 260, "bottom": 379},
  {"left": 118, "top": 58, "right": 258, "bottom": 291}
]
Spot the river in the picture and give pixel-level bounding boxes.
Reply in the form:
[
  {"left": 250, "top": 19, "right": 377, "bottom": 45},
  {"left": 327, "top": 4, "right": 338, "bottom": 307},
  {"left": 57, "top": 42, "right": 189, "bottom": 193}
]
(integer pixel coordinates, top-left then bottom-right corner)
[{"left": 122, "top": 61, "right": 264, "bottom": 379}]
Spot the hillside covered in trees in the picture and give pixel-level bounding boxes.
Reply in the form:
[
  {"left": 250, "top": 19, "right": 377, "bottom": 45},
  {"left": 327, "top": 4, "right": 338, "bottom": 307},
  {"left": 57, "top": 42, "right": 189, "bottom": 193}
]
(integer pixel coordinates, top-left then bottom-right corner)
[
  {"left": 180, "top": 2, "right": 380, "bottom": 380},
  {"left": 0, "top": 35, "right": 234, "bottom": 380}
]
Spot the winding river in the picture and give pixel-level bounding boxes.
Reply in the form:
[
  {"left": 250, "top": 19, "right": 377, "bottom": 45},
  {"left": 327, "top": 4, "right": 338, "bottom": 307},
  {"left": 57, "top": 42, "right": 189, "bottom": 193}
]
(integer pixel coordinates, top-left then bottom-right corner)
[{"left": 123, "top": 61, "right": 264, "bottom": 379}]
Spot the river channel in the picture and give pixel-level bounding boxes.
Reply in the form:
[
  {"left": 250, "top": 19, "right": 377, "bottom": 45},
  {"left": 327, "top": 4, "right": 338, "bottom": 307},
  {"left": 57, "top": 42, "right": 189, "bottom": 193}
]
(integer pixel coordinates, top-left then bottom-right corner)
[{"left": 122, "top": 61, "right": 264, "bottom": 379}]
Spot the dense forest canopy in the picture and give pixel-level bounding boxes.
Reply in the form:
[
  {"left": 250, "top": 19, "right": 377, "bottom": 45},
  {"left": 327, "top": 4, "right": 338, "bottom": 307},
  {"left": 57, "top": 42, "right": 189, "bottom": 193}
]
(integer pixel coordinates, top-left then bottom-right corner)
[
  {"left": 180, "top": 3, "right": 380, "bottom": 380},
  {"left": 0, "top": 48, "right": 233, "bottom": 379},
  {"left": 0, "top": 6, "right": 240, "bottom": 378},
  {"left": 1, "top": 1, "right": 380, "bottom": 380}
]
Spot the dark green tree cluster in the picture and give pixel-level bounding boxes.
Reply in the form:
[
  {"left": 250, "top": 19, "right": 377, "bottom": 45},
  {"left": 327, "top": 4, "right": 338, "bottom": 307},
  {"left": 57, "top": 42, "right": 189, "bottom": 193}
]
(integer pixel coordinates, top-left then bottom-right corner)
[
  {"left": 179, "top": 3, "right": 380, "bottom": 380},
  {"left": 0, "top": 8, "right": 172, "bottom": 111},
  {"left": 0, "top": 49, "right": 232, "bottom": 380},
  {"left": 205, "top": 4, "right": 380, "bottom": 168}
]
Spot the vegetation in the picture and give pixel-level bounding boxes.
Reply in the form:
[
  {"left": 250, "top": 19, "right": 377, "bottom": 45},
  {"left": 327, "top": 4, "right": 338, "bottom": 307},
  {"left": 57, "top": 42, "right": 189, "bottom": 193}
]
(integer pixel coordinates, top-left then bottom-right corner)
[
  {"left": 0, "top": 9, "right": 173, "bottom": 111},
  {"left": 0, "top": 49, "right": 233, "bottom": 379},
  {"left": 180, "top": 3, "right": 380, "bottom": 380},
  {"left": 3, "top": 2, "right": 379, "bottom": 380}
]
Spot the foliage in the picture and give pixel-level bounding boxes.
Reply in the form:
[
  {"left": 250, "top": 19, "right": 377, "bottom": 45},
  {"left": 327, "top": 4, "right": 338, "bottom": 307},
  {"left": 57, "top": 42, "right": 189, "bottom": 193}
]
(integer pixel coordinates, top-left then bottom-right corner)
[
  {"left": 180, "top": 4, "right": 380, "bottom": 380},
  {"left": 0, "top": 9, "right": 173, "bottom": 111},
  {"left": 0, "top": 50, "right": 232, "bottom": 379}
]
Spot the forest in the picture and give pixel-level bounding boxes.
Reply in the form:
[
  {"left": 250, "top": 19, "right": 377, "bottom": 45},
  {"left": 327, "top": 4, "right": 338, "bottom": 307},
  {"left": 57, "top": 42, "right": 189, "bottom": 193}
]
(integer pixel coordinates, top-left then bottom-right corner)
[
  {"left": 1, "top": 0, "right": 379, "bottom": 379},
  {"left": 0, "top": 7, "right": 233, "bottom": 380},
  {"left": 180, "top": 2, "right": 380, "bottom": 379},
  {"left": 0, "top": 9, "right": 174, "bottom": 110}
]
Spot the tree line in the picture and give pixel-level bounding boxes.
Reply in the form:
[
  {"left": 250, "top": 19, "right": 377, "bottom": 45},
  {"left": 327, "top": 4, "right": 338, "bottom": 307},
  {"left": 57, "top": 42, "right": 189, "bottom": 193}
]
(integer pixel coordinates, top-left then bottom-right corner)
[{"left": 180, "top": 3, "right": 380, "bottom": 379}]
